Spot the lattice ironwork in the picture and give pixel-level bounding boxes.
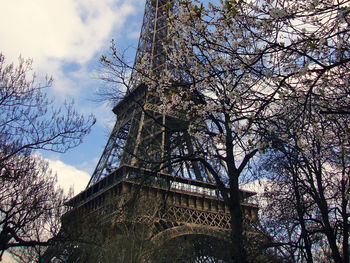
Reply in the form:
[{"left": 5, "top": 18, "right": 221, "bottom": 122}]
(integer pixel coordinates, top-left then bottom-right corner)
[
  {"left": 151, "top": 224, "right": 231, "bottom": 247},
  {"left": 60, "top": 170, "right": 259, "bottom": 262},
  {"left": 87, "top": 0, "right": 211, "bottom": 188},
  {"left": 163, "top": 205, "right": 231, "bottom": 229},
  {"left": 129, "top": 0, "right": 175, "bottom": 88}
]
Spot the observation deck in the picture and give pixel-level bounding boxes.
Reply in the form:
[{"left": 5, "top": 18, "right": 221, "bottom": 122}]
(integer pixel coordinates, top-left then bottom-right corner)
[{"left": 67, "top": 165, "right": 259, "bottom": 226}]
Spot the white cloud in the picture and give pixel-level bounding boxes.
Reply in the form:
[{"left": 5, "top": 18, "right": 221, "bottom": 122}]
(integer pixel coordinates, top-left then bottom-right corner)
[
  {"left": 47, "top": 158, "right": 91, "bottom": 195},
  {"left": 0, "top": 0, "right": 137, "bottom": 96}
]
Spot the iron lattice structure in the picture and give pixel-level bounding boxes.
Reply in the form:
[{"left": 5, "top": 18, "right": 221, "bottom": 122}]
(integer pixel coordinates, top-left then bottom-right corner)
[
  {"left": 87, "top": 0, "right": 210, "bottom": 188},
  {"left": 64, "top": 166, "right": 258, "bottom": 261},
  {"left": 58, "top": 0, "right": 260, "bottom": 261}
]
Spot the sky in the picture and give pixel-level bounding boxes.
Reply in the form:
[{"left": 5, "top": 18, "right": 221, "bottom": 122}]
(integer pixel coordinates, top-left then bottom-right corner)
[{"left": 0, "top": 0, "right": 146, "bottom": 197}]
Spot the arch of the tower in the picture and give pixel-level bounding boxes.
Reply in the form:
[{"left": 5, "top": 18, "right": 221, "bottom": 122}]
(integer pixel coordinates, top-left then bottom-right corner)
[
  {"left": 150, "top": 224, "right": 232, "bottom": 262},
  {"left": 151, "top": 224, "right": 230, "bottom": 246}
]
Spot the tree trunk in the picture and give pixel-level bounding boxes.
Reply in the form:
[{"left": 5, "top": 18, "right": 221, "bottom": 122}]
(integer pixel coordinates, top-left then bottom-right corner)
[
  {"left": 291, "top": 170, "right": 314, "bottom": 263},
  {"left": 341, "top": 179, "right": 349, "bottom": 263},
  {"left": 314, "top": 166, "right": 343, "bottom": 263},
  {"left": 228, "top": 178, "right": 247, "bottom": 263}
]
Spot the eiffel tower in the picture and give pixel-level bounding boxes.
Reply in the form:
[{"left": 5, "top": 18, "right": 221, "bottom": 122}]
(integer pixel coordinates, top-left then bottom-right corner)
[{"left": 52, "top": 0, "right": 259, "bottom": 261}]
